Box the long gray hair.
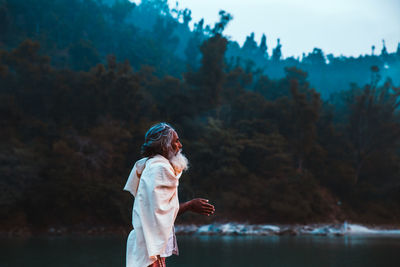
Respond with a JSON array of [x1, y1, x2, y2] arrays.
[[141, 122, 176, 159]]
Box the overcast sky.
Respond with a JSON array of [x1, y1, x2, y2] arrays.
[[131, 0, 400, 58]]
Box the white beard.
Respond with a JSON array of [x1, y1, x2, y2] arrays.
[[168, 150, 189, 174]]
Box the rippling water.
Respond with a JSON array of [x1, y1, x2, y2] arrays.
[[1, 235, 399, 267]]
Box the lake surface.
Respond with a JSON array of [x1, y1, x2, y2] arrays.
[[1, 235, 399, 267]]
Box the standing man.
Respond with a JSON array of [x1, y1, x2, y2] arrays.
[[124, 122, 215, 267]]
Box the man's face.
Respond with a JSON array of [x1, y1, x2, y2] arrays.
[[171, 131, 183, 155]]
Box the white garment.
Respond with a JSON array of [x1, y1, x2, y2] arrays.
[[124, 155, 181, 267]]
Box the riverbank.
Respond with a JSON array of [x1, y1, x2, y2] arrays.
[[175, 222, 400, 236], [2, 222, 400, 238]]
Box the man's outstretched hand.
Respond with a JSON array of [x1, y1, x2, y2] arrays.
[[178, 198, 215, 216], [189, 198, 215, 216]]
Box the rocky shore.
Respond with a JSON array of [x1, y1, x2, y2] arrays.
[[2, 222, 400, 238], [175, 222, 400, 236]]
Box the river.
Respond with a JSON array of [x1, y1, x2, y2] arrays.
[[1, 235, 399, 266]]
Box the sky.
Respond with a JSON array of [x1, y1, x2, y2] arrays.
[[131, 0, 400, 58]]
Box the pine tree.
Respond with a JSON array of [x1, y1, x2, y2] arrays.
[[381, 39, 388, 57], [272, 38, 282, 62], [242, 32, 258, 52], [259, 34, 268, 59]]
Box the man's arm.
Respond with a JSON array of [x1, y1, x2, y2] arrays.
[[178, 198, 215, 216]]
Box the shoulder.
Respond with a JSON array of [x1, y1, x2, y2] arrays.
[[145, 155, 176, 178], [141, 155, 179, 189], [147, 155, 173, 170], [133, 157, 148, 175]]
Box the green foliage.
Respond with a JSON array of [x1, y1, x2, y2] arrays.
[[346, 79, 400, 183], [1, 0, 400, 229]]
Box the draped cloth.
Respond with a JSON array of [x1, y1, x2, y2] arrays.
[[124, 155, 181, 267]]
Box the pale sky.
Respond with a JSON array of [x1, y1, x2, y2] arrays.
[[131, 0, 400, 58]]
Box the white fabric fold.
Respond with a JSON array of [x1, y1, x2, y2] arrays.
[[125, 155, 181, 267], [124, 157, 148, 197]]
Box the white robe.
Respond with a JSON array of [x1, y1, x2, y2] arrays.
[[124, 155, 181, 267]]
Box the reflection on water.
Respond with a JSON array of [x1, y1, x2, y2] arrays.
[[1, 235, 400, 267], [0, 236, 125, 267], [170, 235, 400, 267]]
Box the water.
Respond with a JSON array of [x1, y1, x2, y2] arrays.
[[1, 235, 399, 267]]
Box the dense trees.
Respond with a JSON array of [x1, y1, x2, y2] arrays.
[[1, 0, 400, 230]]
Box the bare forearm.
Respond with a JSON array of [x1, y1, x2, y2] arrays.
[[178, 200, 192, 216]]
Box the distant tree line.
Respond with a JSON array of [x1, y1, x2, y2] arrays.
[[0, 0, 400, 230], [1, 0, 399, 96]]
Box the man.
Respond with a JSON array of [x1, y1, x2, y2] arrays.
[[124, 122, 215, 267]]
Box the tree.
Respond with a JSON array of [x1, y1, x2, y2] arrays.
[[303, 48, 326, 65], [288, 80, 321, 172], [184, 19, 204, 69], [110, 0, 136, 24], [346, 69, 400, 183], [242, 32, 258, 53], [259, 34, 268, 59], [68, 40, 101, 70], [211, 10, 232, 36], [196, 34, 228, 109], [381, 39, 388, 57], [272, 38, 282, 62], [186, 11, 232, 111], [273, 67, 321, 173]]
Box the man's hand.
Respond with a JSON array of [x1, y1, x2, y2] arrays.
[[189, 198, 215, 216], [178, 198, 215, 216]]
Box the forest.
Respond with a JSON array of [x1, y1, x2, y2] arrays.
[[1, 0, 400, 232]]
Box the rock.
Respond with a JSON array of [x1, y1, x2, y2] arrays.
[[277, 229, 298, 236]]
